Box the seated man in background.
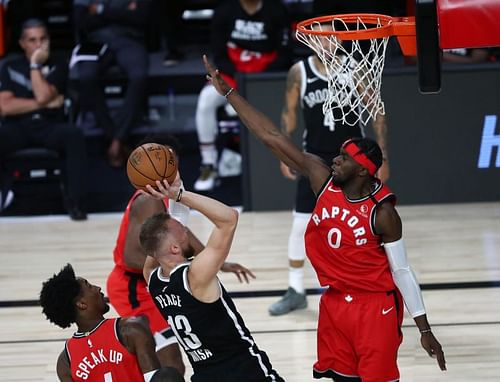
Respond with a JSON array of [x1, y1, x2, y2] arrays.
[[73, 0, 151, 167], [0, 18, 88, 220], [442, 48, 491, 63], [194, 0, 292, 191]]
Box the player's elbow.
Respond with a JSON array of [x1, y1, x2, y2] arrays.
[[34, 93, 52, 106], [226, 208, 239, 229]]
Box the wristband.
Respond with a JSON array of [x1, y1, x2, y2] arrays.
[[30, 63, 43, 70], [176, 188, 183, 202], [224, 87, 234, 98], [420, 328, 432, 334]]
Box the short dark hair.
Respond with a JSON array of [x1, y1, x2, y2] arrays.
[[139, 133, 181, 155], [349, 137, 383, 171], [150, 367, 185, 382], [21, 18, 47, 36], [40, 264, 81, 329], [139, 212, 172, 256]]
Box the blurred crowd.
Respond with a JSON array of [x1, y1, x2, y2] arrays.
[[0, 0, 496, 220]]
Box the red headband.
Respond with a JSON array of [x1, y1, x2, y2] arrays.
[[342, 140, 378, 176]]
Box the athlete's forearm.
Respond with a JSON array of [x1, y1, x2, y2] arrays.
[[372, 113, 388, 160], [179, 191, 238, 230]]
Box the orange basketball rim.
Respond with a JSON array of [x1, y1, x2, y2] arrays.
[[296, 14, 416, 56]]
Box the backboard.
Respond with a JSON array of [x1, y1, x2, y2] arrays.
[[416, 0, 500, 93]]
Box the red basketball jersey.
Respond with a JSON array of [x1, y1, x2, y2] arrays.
[[112, 191, 169, 273], [305, 178, 397, 292], [65, 318, 143, 382]]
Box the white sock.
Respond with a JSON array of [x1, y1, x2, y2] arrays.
[[289, 267, 304, 294], [200, 143, 217, 167]]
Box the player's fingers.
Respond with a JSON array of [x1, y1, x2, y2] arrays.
[[145, 184, 162, 198], [240, 272, 249, 283], [242, 268, 256, 279], [235, 271, 242, 283], [155, 180, 168, 194], [437, 351, 447, 370], [203, 54, 214, 73]]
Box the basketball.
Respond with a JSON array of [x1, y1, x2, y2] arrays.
[[126, 143, 178, 191]]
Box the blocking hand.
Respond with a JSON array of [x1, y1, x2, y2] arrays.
[[203, 55, 233, 97]]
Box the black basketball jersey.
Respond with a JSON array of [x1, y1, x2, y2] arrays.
[[148, 264, 283, 382], [299, 55, 363, 156]]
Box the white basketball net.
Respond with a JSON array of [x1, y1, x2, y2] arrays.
[[296, 16, 390, 126]]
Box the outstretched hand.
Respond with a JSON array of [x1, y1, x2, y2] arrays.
[[142, 172, 182, 201], [220, 262, 256, 283], [280, 161, 298, 180], [203, 55, 233, 97], [421, 332, 447, 371]]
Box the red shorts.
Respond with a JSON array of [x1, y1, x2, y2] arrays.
[[106, 266, 169, 334], [314, 289, 404, 382]]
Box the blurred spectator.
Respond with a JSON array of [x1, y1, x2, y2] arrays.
[[73, 0, 151, 167], [442, 48, 490, 63], [0, 18, 88, 220], [152, 0, 185, 67], [313, 0, 405, 16], [194, 0, 292, 191]]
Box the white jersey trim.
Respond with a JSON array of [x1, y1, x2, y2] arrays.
[[219, 294, 277, 381], [181, 264, 223, 300], [369, 192, 394, 237], [299, 60, 307, 108], [307, 55, 328, 82], [73, 318, 107, 338]]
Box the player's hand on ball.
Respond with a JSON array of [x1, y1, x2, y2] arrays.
[[143, 172, 181, 200]]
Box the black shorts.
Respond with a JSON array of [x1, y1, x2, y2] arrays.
[[295, 175, 316, 213]]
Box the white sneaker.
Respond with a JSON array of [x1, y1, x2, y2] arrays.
[[193, 165, 218, 191], [0, 189, 14, 212], [218, 148, 241, 177]]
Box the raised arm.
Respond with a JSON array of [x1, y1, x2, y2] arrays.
[[203, 55, 331, 194], [279, 62, 301, 181], [30, 42, 60, 105], [375, 202, 446, 371], [371, 113, 390, 182], [145, 175, 238, 302], [124, 195, 166, 270]]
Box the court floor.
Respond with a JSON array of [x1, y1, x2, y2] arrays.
[[0, 202, 499, 381]]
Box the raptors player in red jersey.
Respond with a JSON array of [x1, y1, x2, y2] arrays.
[[40, 264, 162, 382], [107, 134, 255, 374], [203, 56, 446, 381]]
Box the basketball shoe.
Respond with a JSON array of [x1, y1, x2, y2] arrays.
[[0, 189, 14, 212], [194, 164, 218, 191], [268, 287, 307, 316]]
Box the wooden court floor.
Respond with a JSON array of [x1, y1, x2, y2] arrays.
[[0, 202, 499, 381]]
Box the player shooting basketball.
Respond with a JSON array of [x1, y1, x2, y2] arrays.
[[203, 54, 446, 381], [268, 24, 390, 316]]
